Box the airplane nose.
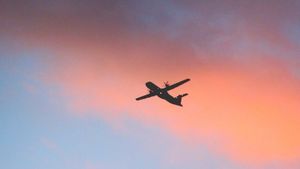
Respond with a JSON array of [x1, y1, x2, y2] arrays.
[[145, 82, 152, 88]]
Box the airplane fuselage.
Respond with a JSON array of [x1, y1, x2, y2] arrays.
[[136, 78, 190, 106], [146, 82, 183, 106]]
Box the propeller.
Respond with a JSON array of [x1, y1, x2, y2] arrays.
[[164, 81, 169, 87]]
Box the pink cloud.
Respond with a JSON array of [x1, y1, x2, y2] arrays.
[[44, 53, 300, 165], [1, 0, 300, 166]]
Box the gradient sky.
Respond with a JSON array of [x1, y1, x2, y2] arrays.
[[1, 0, 300, 169]]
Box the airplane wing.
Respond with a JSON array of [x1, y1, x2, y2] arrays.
[[136, 93, 156, 101], [164, 78, 190, 91]]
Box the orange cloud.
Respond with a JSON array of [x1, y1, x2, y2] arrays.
[[2, 0, 300, 166], [44, 52, 300, 165]]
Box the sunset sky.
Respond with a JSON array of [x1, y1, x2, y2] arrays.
[[1, 0, 300, 168]]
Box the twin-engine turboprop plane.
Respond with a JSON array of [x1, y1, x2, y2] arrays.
[[136, 78, 190, 106]]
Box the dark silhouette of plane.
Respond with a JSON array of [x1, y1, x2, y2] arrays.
[[136, 78, 190, 106]]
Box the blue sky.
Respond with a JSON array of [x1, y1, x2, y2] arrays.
[[1, 1, 300, 168], [0, 49, 240, 169]]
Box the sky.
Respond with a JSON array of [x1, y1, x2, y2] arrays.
[[1, 0, 300, 168]]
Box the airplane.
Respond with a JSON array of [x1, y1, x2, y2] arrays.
[[135, 78, 190, 106]]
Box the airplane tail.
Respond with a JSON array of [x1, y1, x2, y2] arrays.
[[176, 93, 188, 106], [181, 93, 188, 97]]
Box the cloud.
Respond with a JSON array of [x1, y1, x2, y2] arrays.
[[44, 54, 300, 165], [1, 0, 300, 166]]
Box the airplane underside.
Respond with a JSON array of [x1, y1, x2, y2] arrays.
[[158, 92, 188, 107], [135, 78, 190, 106]]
